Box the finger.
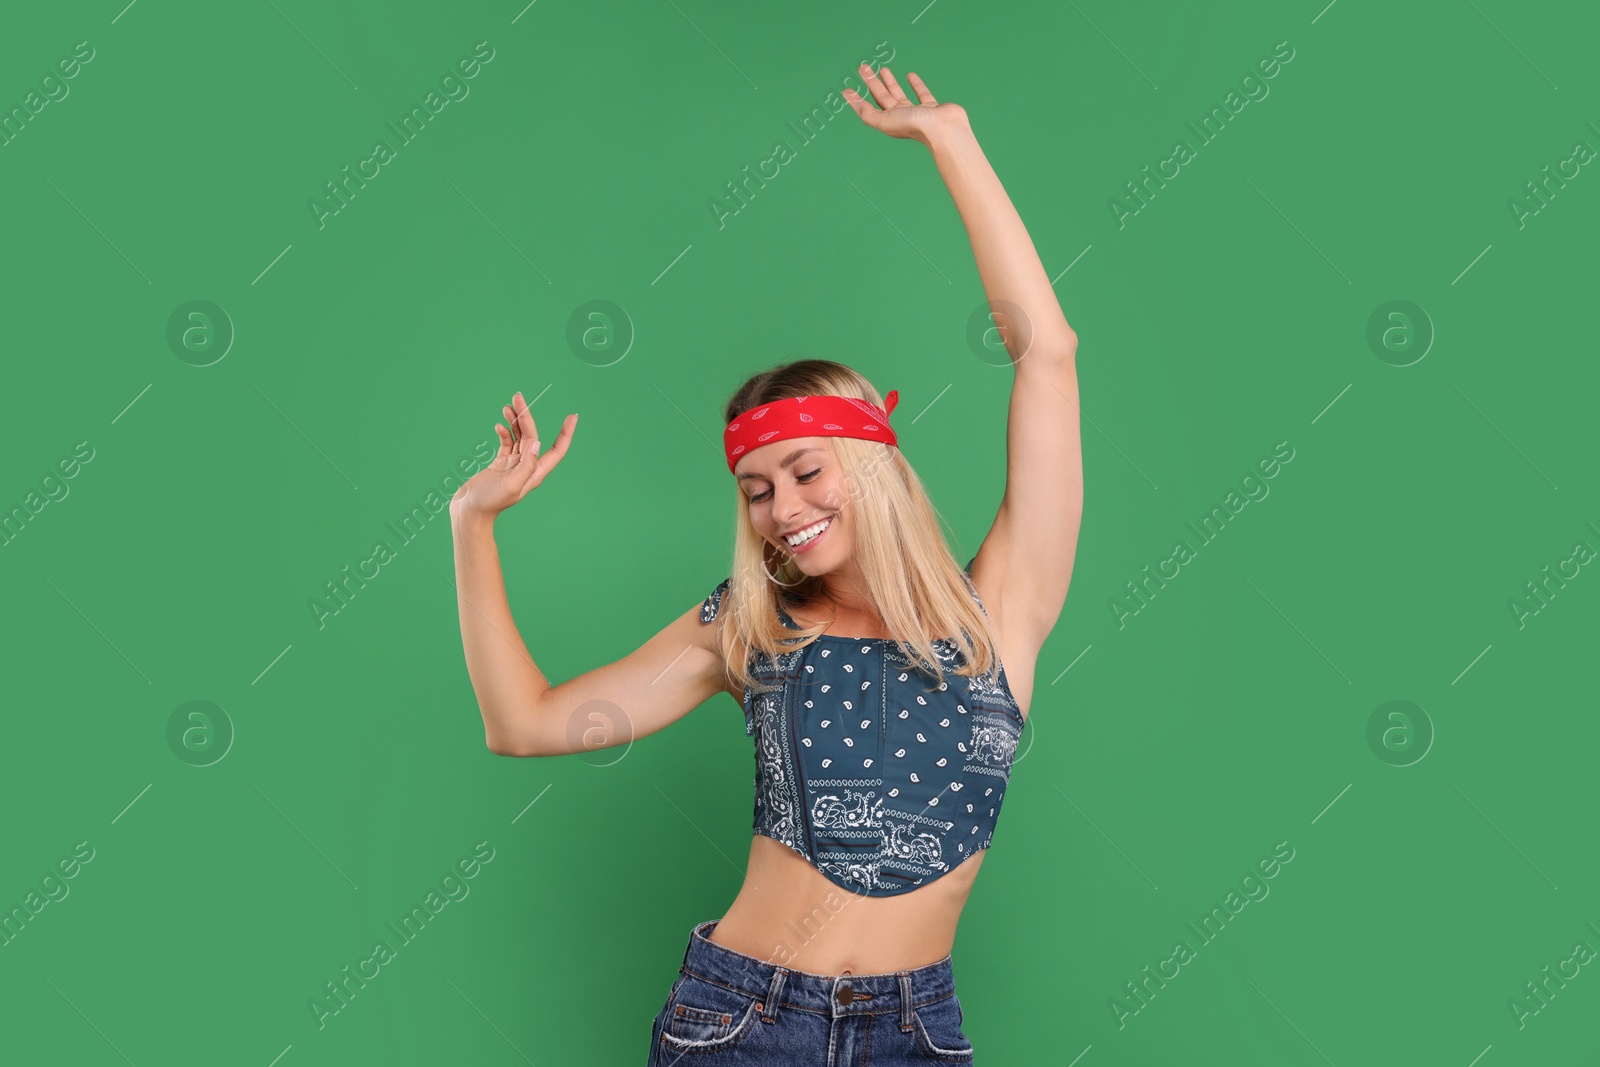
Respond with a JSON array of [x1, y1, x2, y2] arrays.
[[512, 418, 541, 469], [877, 66, 912, 106], [491, 422, 514, 466], [518, 413, 575, 495], [540, 413, 577, 466], [841, 86, 885, 128], [516, 428, 543, 480], [507, 394, 530, 452], [522, 407, 572, 471], [906, 72, 937, 105], [857, 62, 893, 108], [513, 391, 538, 451], [502, 403, 520, 447]]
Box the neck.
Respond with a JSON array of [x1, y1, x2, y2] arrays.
[[817, 564, 880, 621]]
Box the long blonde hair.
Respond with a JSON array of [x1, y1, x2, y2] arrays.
[[712, 360, 999, 698]]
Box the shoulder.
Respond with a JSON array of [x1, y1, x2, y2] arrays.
[[697, 578, 744, 703], [700, 577, 732, 624]]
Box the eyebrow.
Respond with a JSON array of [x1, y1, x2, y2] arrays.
[[735, 446, 823, 482]]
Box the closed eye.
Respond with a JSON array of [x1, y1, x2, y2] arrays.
[[750, 468, 821, 504]]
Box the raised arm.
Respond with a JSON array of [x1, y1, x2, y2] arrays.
[[449, 393, 728, 756], [451, 510, 730, 756], [845, 64, 1084, 656]]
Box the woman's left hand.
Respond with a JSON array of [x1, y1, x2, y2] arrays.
[[843, 64, 968, 145]]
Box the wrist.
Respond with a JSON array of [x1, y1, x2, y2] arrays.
[[920, 108, 974, 152], [450, 503, 497, 536]]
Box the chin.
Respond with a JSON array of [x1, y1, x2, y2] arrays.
[[793, 547, 843, 572]]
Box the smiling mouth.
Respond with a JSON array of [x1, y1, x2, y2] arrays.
[[782, 516, 833, 552]]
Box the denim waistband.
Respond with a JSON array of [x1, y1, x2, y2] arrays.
[[679, 919, 957, 1022]]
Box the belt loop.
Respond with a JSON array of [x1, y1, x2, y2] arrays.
[[898, 971, 914, 1033], [760, 966, 788, 1023], [681, 921, 704, 971]]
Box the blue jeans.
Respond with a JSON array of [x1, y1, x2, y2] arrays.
[[647, 919, 975, 1065]]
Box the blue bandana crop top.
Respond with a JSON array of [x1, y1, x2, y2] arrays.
[[698, 558, 1025, 898]]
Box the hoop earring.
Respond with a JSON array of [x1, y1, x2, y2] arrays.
[[761, 545, 805, 591]]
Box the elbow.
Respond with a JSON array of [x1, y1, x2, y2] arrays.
[[1049, 332, 1078, 363], [482, 693, 553, 757], [485, 729, 543, 758]]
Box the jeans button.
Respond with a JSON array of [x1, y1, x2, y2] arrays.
[[836, 982, 852, 1006]]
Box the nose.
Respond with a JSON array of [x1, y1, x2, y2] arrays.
[[771, 479, 808, 529]]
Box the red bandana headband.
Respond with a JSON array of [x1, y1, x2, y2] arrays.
[[724, 390, 900, 473]]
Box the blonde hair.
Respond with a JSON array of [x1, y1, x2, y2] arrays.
[[712, 359, 999, 699]]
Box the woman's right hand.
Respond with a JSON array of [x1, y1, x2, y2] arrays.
[[450, 392, 577, 520]]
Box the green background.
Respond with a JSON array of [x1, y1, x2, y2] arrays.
[[3, 0, 1597, 1063]]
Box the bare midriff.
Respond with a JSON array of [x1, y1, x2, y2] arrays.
[[706, 832, 987, 975]]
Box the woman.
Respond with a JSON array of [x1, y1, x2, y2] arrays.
[[450, 63, 1083, 1065]]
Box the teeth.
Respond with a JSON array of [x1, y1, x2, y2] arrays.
[[784, 517, 832, 546]]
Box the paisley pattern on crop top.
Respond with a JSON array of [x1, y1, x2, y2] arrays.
[[698, 557, 1025, 897]]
